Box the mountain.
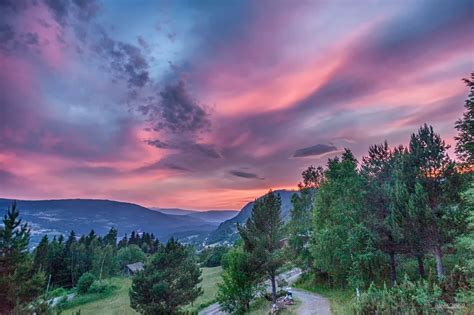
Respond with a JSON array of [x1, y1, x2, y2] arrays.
[[155, 208, 238, 223], [185, 210, 238, 223], [152, 208, 195, 215], [0, 198, 217, 246], [205, 190, 297, 245]]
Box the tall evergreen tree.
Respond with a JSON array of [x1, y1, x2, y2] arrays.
[[238, 191, 283, 303], [361, 142, 404, 285], [408, 124, 464, 279], [33, 235, 50, 273], [455, 73, 474, 166], [129, 238, 202, 314], [63, 230, 79, 287], [287, 166, 323, 270], [312, 150, 383, 287], [0, 202, 45, 312]]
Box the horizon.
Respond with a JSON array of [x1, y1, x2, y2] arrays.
[[0, 186, 299, 211], [1, 0, 473, 209]]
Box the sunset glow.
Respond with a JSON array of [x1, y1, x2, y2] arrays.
[[1, 0, 473, 209]]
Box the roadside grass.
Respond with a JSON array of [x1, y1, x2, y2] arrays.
[[249, 297, 301, 315], [294, 274, 353, 315], [62, 267, 222, 315]]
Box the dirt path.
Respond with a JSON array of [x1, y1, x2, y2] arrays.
[[292, 289, 331, 315], [199, 268, 332, 315]]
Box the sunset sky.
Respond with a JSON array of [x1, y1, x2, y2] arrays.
[[1, 0, 473, 210]]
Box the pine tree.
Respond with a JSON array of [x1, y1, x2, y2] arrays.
[[0, 202, 45, 312], [238, 190, 283, 303], [312, 150, 383, 287], [455, 73, 474, 166], [63, 230, 79, 287], [287, 166, 323, 270], [361, 142, 404, 285], [129, 238, 202, 314], [408, 124, 465, 279], [33, 235, 50, 273]]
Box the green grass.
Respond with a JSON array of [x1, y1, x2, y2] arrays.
[[249, 297, 301, 315], [294, 275, 354, 315], [64, 278, 137, 315], [63, 267, 223, 315], [184, 266, 223, 313]]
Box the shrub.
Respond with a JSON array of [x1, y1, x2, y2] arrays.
[[77, 272, 96, 294], [439, 265, 471, 304], [87, 280, 110, 294], [47, 287, 67, 298], [353, 276, 444, 314]]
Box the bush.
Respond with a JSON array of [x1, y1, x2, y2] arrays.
[[47, 287, 67, 298], [77, 272, 96, 294], [87, 280, 111, 294], [439, 265, 471, 304], [353, 276, 444, 314]]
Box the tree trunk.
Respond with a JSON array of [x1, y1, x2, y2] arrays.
[[389, 251, 397, 286], [433, 244, 444, 279], [417, 254, 425, 278], [270, 272, 277, 304]]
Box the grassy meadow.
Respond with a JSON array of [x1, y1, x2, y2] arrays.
[[64, 267, 222, 315]]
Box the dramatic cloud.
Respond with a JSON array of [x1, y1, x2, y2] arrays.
[[229, 170, 264, 180], [293, 144, 339, 158], [135, 160, 189, 173], [93, 31, 150, 88], [141, 80, 211, 134], [1, 0, 471, 209]]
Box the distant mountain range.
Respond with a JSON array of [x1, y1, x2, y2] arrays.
[[153, 208, 238, 223], [0, 190, 297, 248], [205, 190, 297, 245], [0, 199, 234, 246]]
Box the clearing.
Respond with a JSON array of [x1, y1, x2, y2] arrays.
[[65, 267, 222, 315]]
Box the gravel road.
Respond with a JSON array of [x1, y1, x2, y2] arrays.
[[199, 268, 331, 315]]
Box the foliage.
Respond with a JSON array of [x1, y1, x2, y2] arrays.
[[361, 142, 405, 285], [217, 248, 261, 314], [0, 202, 46, 313], [183, 266, 223, 313], [312, 150, 384, 287], [287, 166, 322, 270], [58, 278, 121, 312], [88, 280, 114, 294], [118, 231, 160, 254], [129, 238, 202, 314], [454, 184, 474, 307], [238, 190, 284, 303], [455, 73, 474, 165], [199, 246, 229, 267], [77, 272, 96, 294], [353, 276, 444, 314], [117, 244, 146, 270], [405, 124, 465, 279]]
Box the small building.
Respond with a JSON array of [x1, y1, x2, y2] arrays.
[[125, 262, 144, 276]]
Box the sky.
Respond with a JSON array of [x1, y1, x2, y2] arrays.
[[0, 0, 473, 210]]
